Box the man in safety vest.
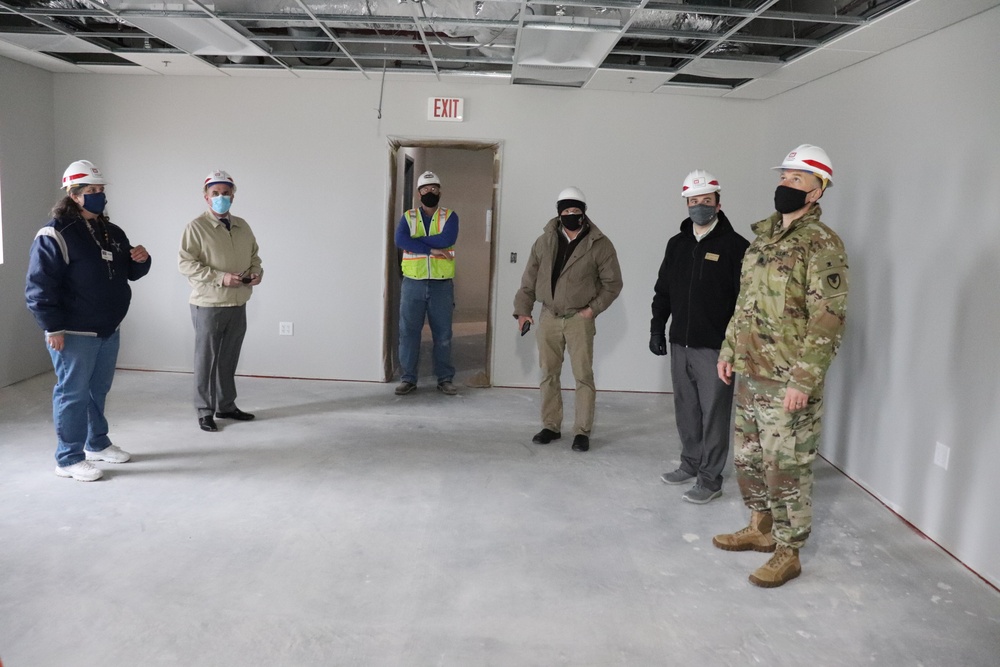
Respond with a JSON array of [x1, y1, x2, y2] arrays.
[[394, 171, 459, 396]]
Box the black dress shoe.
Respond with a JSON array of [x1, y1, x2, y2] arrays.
[[571, 435, 590, 452], [532, 428, 561, 444], [199, 416, 218, 432], [215, 408, 255, 421]]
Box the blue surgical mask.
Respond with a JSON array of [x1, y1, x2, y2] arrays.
[[211, 195, 232, 215], [81, 192, 107, 215]]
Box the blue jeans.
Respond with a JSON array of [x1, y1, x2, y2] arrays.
[[47, 331, 120, 467], [399, 277, 454, 384]]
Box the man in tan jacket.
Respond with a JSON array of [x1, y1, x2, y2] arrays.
[[178, 169, 263, 433], [514, 187, 623, 452]]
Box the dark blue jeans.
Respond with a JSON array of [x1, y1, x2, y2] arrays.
[[47, 331, 120, 467], [398, 277, 454, 384]]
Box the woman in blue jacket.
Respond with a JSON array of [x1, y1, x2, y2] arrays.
[[25, 160, 151, 482]]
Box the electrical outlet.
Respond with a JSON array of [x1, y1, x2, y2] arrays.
[[279, 322, 294, 336], [510, 252, 517, 263], [934, 442, 950, 470]]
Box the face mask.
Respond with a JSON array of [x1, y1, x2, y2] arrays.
[[774, 185, 813, 214], [420, 192, 440, 208], [560, 214, 584, 231], [81, 192, 106, 215], [211, 195, 233, 215], [688, 204, 717, 227]]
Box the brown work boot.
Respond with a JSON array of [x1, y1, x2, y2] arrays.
[[712, 510, 776, 552], [748, 545, 801, 588]]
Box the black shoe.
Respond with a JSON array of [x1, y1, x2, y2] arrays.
[[199, 416, 218, 432], [532, 428, 561, 444], [394, 381, 417, 396], [215, 408, 255, 421], [571, 435, 590, 452]]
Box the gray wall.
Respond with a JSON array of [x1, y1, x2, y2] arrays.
[[0, 57, 55, 387], [0, 7, 997, 586]]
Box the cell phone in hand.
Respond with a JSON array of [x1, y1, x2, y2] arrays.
[[520, 320, 531, 336]]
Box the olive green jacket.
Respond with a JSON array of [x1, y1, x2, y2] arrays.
[[513, 217, 623, 319], [719, 205, 848, 395]]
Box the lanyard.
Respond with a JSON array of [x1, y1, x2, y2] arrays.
[[84, 217, 115, 280]]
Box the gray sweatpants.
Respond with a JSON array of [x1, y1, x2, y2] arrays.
[[670, 344, 734, 492], [191, 304, 247, 417]]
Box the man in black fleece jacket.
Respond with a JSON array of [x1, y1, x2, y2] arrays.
[[649, 170, 749, 504]]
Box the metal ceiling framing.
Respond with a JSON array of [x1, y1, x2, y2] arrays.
[[0, 0, 990, 98]]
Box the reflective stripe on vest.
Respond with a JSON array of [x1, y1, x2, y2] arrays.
[[401, 207, 455, 280]]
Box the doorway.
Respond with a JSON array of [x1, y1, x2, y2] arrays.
[[383, 138, 501, 387]]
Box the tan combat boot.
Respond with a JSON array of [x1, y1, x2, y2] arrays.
[[712, 510, 776, 552], [748, 545, 801, 588]]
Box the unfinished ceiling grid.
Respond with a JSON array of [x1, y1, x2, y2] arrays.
[[0, 0, 972, 98]]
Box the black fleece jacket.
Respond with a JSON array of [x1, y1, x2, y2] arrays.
[[650, 210, 749, 349]]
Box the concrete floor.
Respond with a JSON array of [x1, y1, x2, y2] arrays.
[[1, 370, 998, 667]]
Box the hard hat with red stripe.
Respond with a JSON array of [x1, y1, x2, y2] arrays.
[[62, 160, 106, 190], [681, 170, 720, 198], [774, 144, 833, 188], [204, 169, 236, 192]]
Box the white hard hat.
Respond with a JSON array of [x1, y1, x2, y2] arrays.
[[681, 170, 720, 198], [417, 171, 441, 188], [62, 160, 106, 190], [557, 186, 587, 212], [773, 144, 833, 187], [204, 169, 236, 192]]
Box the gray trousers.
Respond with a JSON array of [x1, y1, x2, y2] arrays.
[[191, 304, 247, 417], [670, 344, 734, 492]]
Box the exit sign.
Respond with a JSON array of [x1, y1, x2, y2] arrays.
[[428, 97, 464, 122]]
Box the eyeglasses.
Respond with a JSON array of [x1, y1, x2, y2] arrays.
[[419, 185, 441, 194]]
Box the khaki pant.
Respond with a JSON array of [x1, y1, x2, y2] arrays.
[[734, 375, 824, 549], [536, 309, 596, 436]]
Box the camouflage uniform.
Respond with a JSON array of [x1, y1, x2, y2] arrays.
[[719, 205, 848, 549]]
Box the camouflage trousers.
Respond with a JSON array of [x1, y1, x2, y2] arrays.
[[734, 375, 824, 549]]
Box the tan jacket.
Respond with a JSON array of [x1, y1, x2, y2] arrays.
[[514, 217, 623, 318], [178, 211, 263, 307]]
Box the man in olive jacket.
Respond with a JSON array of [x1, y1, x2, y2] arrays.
[[513, 187, 623, 453]]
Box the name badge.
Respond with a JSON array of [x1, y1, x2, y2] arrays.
[[705, 252, 720, 261], [101, 250, 113, 262]]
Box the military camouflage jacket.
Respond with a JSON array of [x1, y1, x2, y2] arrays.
[[719, 205, 848, 395]]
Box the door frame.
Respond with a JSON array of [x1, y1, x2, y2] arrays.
[[382, 137, 503, 385]]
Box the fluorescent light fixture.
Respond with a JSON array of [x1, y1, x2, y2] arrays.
[[122, 16, 267, 57], [515, 24, 620, 69]]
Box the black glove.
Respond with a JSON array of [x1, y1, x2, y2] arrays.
[[649, 332, 667, 356]]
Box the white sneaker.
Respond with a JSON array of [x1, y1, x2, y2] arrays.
[[55, 461, 103, 482], [86, 444, 131, 463]]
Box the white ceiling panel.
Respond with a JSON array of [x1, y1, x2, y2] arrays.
[[724, 78, 804, 100], [655, 84, 730, 98], [119, 52, 227, 76], [0, 42, 83, 72], [763, 49, 877, 84], [0, 33, 107, 54], [585, 68, 673, 93], [872, 0, 1000, 30]]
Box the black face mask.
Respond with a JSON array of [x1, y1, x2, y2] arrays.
[[560, 214, 584, 231], [774, 185, 814, 214], [420, 192, 440, 208]]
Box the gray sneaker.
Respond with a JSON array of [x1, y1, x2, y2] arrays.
[[683, 485, 722, 505], [660, 469, 696, 485]]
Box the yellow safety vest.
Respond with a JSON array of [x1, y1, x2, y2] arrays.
[[401, 207, 456, 280]]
